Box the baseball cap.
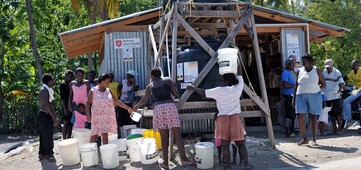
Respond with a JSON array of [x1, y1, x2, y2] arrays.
[[127, 70, 138, 77], [324, 59, 333, 68], [284, 59, 293, 67]]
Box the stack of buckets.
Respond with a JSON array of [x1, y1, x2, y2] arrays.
[[58, 128, 161, 168]]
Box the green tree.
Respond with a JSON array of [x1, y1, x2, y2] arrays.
[[302, 0, 361, 75]]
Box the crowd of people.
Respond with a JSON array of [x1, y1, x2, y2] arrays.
[[36, 54, 361, 168], [281, 55, 361, 146]]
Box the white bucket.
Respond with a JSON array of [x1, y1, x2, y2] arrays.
[[79, 143, 98, 167], [72, 128, 91, 146], [130, 112, 142, 122], [100, 144, 119, 169], [195, 142, 214, 169], [110, 138, 127, 161], [217, 48, 239, 75], [126, 137, 143, 162], [138, 138, 159, 165], [58, 138, 81, 166], [130, 128, 146, 135]]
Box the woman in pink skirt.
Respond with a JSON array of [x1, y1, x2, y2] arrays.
[[134, 68, 192, 169], [86, 73, 132, 145]]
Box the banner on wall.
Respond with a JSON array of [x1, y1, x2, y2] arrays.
[[114, 38, 141, 49]]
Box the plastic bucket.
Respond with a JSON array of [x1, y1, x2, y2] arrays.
[[58, 138, 81, 166], [195, 142, 214, 169], [100, 144, 119, 169], [126, 137, 143, 162], [138, 138, 159, 165], [72, 128, 91, 146], [109, 138, 127, 161], [130, 112, 142, 122], [79, 143, 98, 167], [217, 48, 239, 75], [131, 128, 146, 135], [142, 129, 162, 150]]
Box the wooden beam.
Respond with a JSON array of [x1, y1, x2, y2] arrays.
[[148, 25, 158, 63], [66, 39, 100, 53], [67, 44, 98, 58], [104, 25, 149, 32], [153, 6, 175, 68], [171, 16, 178, 82], [310, 36, 326, 43], [175, 13, 216, 57], [98, 33, 105, 56], [181, 99, 258, 109], [64, 34, 103, 48], [180, 10, 240, 18], [177, 6, 252, 110], [249, 12, 274, 147], [189, 22, 228, 29]]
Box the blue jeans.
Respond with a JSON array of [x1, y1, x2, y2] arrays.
[[343, 90, 361, 120]]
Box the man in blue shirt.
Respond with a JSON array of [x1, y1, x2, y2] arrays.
[[282, 59, 296, 137]]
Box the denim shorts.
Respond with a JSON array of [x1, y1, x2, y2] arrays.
[[295, 92, 322, 115]]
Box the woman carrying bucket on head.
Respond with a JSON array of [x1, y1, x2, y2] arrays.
[[187, 48, 252, 170], [134, 68, 192, 169], [86, 73, 133, 145]]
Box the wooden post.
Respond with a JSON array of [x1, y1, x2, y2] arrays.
[[169, 3, 178, 161], [249, 11, 275, 147], [153, 7, 175, 68], [149, 25, 158, 67]]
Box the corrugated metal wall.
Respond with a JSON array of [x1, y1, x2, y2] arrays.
[[100, 32, 150, 90]]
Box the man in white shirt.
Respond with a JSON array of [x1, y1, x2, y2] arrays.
[[322, 59, 344, 135]]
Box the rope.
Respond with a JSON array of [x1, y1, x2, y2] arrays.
[[237, 49, 256, 94]]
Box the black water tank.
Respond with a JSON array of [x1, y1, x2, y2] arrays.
[[175, 38, 225, 101]]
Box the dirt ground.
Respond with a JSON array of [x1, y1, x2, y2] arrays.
[[1, 125, 361, 170]]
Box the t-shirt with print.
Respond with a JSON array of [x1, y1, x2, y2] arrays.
[[281, 69, 296, 95], [205, 76, 244, 116]]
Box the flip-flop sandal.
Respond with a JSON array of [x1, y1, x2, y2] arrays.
[[287, 133, 297, 138], [159, 163, 169, 169], [297, 140, 309, 146], [47, 155, 56, 163], [311, 141, 318, 146]]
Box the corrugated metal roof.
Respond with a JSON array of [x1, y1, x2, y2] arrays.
[[252, 5, 350, 32], [59, 7, 162, 36]]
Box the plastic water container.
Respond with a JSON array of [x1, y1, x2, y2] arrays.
[[195, 142, 214, 169], [72, 128, 91, 146], [138, 138, 159, 165], [131, 128, 146, 135], [100, 144, 119, 169], [79, 143, 98, 167], [217, 48, 239, 75], [58, 138, 81, 166], [127, 137, 143, 162], [143, 129, 162, 150], [109, 138, 127, 161]]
